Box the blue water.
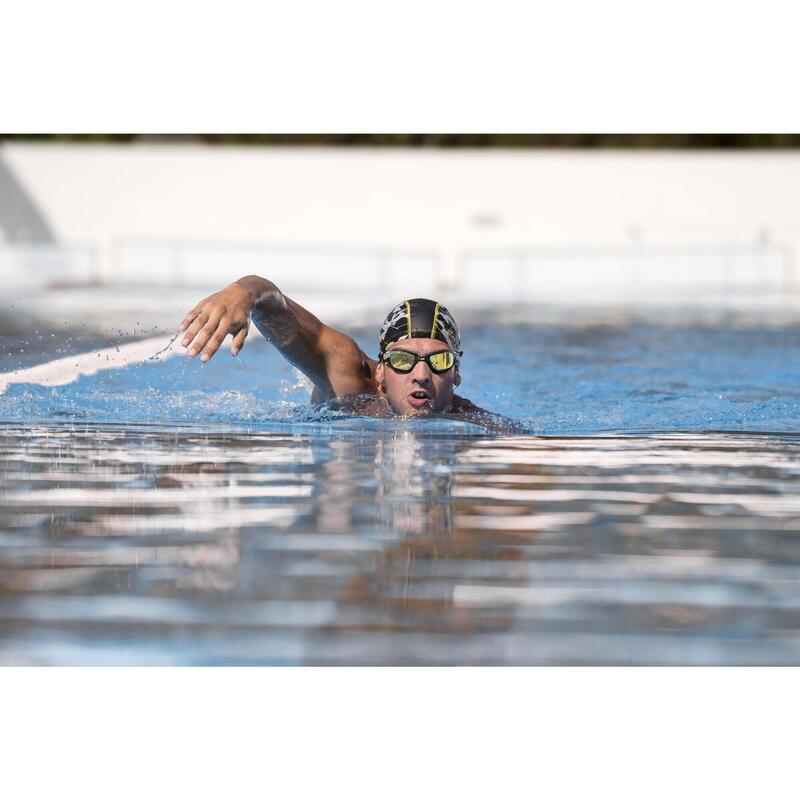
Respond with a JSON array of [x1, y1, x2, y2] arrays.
[[1, 324, 799, 433], [2, 322, 800, 665]]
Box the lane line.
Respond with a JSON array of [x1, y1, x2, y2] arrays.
[[0, 332, 182, 394]]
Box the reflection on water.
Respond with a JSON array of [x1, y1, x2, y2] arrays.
[[2, 422, 800, 665]]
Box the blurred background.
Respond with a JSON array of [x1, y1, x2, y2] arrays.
[[2, 133, 800, 340]]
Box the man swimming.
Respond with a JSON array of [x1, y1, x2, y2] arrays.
[[179, 275, 518, 430]]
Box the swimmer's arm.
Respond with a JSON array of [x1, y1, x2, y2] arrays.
[[243, 276, 374, 399], [179, 276, 373, 399]]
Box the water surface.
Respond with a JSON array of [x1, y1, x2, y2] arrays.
[[1, 323, 799, 433], [2, 423, 800, 665], [1, 322, 799, 664]]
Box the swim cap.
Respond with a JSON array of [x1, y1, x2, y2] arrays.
[[378, 298, 461, 356]]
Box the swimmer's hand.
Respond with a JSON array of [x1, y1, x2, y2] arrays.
[[179, 282, 254, 361]]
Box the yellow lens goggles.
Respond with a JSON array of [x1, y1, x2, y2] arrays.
[[382, 349, 459, 374]]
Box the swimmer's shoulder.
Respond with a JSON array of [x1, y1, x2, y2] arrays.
[[450, 394, 490, 419], [310, 350, 379, 403], [322, 391, 389, 417], [449, 394, 525, 433]]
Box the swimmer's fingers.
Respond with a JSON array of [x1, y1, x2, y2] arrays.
[[198, 315, 245, 362], [198, 325, 230, 362], [231, 327, 248, 357], [179, 295, 218, 334], [181, 310, 211, 352], [180, 284, 253, 349], [185, 313, 222, 359], [179, 306, 201, 333]]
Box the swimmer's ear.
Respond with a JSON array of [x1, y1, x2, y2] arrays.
[[375, 361, 385, 394], [454, 368, 461, 387]]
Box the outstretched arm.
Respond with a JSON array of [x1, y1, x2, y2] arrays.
[[179, 275, 375, 400]]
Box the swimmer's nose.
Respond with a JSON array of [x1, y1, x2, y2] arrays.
[[410, 363, 432, 382]]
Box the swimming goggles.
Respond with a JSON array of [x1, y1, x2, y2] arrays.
[[382, 349, 461, 374]]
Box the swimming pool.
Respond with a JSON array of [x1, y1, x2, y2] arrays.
[[1, 321, 799, 664], [3, 321, 800, 433]]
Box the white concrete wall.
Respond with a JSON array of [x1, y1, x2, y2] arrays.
[[1, 142, 799, 327]]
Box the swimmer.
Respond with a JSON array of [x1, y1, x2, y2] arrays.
[[179, 275, 520, 431]]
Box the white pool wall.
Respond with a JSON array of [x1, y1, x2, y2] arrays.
[[1, 142, 799, 329]]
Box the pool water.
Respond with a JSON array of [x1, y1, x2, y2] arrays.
[[1, 322, 799, 664], [2, 323, 799, 433]]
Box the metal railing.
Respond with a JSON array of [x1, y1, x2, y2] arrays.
[[2, 239, 797, 309], [456, 244, 797, 304], [111, 237, 444, 298]]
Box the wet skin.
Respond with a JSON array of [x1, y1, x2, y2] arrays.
[[178, 277, 517, 429], [374, 338, 461, 416]]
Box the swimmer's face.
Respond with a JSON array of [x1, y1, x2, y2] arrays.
[[376, 338, 461, 416]]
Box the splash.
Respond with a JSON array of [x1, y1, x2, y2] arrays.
[[0, 323, 799, 435]]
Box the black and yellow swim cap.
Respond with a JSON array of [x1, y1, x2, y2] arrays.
[[378, 298, 461, 356]]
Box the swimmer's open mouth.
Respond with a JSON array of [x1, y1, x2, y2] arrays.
[[408, 390, 432, 408]]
